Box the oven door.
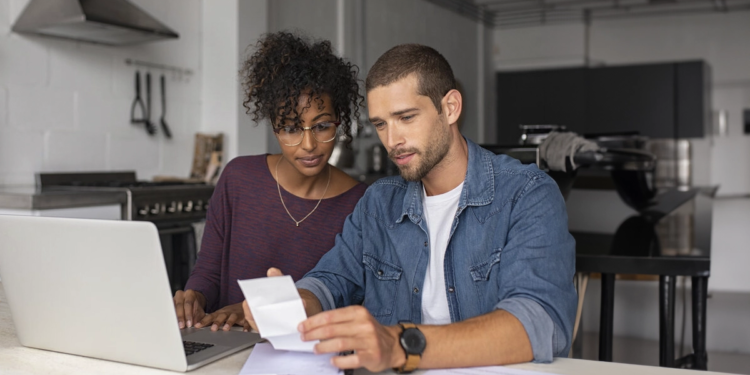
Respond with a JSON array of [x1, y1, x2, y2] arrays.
[[157, 225, 198, 294]]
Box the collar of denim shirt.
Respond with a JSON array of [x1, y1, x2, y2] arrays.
[[395, 137, 496, 225]]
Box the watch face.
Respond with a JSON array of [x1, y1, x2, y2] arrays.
[[400, 328, 426, 355]]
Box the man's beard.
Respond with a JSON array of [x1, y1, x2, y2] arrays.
[[389, 120, 452, 182]]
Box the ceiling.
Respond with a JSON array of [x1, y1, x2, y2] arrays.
[[427, 0, 750, 28]]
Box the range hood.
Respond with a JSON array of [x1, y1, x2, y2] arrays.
[[12, 0, 179, 46]]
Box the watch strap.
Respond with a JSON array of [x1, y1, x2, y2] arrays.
[[394, 322, 421, 374]]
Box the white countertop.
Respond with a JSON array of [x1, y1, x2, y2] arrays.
[[0, 282, 735, 375]]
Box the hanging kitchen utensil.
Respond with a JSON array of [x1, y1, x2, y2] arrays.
[[130, 71, 147, 125], [159, 74, 172, 138], [143, 72, 157, 135]]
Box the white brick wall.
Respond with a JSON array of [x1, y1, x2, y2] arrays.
[[44, 131, 107, 171], [8, 86, 75, 131], [0, 127, 42, 176], [0, 0, 203, 185], [0, 86, 7, 127]]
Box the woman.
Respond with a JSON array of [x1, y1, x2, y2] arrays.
[[173, 32, 367, 332]]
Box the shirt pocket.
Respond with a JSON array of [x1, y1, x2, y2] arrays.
[[469, 248, 503, 306], [469, 248, 503, 281], [362, 253, 402, 318]]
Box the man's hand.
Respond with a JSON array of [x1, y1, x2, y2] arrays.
[[298, 305, 404, 372], [193, 302, 250, 331], [174, 289, 206, 329]]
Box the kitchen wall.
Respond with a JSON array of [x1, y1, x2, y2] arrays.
[[494, 11, 750, 353], [363, 0, 488, 144], [0, 0, 203, 185], [265, 0, 496, 163], [202, 0, 269, 162]]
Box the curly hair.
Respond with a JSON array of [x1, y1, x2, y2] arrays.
[[241, 31, 364, 146]]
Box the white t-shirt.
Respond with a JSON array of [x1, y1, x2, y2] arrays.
[[420, 181, 463, 325]]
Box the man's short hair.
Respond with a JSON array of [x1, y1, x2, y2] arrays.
[[366, 44, 456, 114]]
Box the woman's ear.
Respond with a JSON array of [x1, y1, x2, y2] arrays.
[[441, 89, 462, 126]]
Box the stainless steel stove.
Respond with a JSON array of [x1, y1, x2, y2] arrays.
[[37, 172, 214, 223], [37, 171, 215, 292]]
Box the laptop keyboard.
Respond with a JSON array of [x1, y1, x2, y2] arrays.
[[183, 340, 214, 356]]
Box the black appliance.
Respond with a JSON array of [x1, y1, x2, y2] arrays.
[[483, 132, 657, 209], [37, 171, 214, 293]]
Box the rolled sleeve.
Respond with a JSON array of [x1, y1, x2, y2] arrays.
[[496, 297, 556, 363], [496, 174, 577, 361], [295, 277, 336, 312]]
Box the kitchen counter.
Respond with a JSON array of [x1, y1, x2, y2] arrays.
[[0, 186, 127, 210]]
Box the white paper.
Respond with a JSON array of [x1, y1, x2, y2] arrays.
[[237, 276, 316, 352], [424, 366, 558, 375], [238, 342, 342, 375]]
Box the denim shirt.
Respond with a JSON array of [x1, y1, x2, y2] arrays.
[[296, 138, 577, 362]]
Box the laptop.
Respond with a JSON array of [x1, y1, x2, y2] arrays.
[[0, 215, 261, 371]]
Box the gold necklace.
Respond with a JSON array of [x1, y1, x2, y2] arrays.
[[275, 156, 331, 227]]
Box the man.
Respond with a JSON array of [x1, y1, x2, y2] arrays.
[[243, 44, 577, 373]]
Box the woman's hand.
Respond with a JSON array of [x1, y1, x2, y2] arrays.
[[174, 289, 206, 329], [195, 302, 251, 331]]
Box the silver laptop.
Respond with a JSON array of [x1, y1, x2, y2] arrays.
[[0, 215, 261, 371]]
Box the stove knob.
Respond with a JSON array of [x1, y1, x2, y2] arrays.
[[150, 203, 161, 215], [138, 206, 149, 217], [184, 200, 193, 212], [177, 201, 183, 212], [195, 200, 204, 211], [167, 201, 177, 213], [204, 202, 209, 211]]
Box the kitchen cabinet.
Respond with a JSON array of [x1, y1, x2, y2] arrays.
[[495, 61, 709, 144], [497, 68, 586, 144], [587, 63, 674, 138]]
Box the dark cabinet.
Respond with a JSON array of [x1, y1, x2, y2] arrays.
[[587, 64, 675, 138], [676, 62, 710, 138], [495, 61, 709, 144], [497, 68, 586, 144], [496, 70, 546, 144]]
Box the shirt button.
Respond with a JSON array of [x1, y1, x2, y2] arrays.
[[377, 270, 383, 276], [424, 241, 428, 247], [413, 287, 419, 294], [448, 287, 455, 293]]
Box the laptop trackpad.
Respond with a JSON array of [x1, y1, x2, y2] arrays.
[[181, 327, 261, 366], [182, 327, 261, 346]]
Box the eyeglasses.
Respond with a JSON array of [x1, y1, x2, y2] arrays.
[[273, 121, 341, 147]]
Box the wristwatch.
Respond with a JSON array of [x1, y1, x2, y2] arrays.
[[394, 322, 426, 374]]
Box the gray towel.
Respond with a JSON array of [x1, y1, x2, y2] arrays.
[[539, 132, 599, 172]]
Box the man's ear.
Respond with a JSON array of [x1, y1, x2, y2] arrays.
[[441, 89, 462, 126]]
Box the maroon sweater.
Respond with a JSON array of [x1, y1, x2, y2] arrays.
[[185, 154, 368, 313]]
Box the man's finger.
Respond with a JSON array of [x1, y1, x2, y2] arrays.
[[331, 352, 363, 370], [303, 321, 368, 342], [313, 337, 366, 355], [299, 305, 368, 333], [267, 267, 283, 277]]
